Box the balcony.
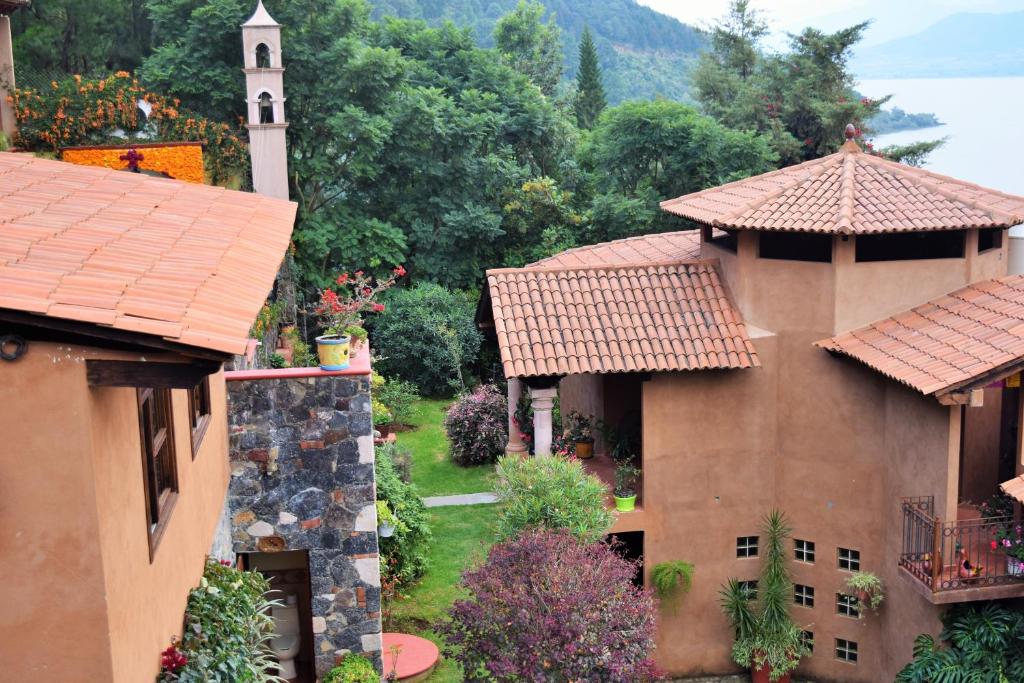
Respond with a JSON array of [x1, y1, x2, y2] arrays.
[[899, 496, 1024, 603]]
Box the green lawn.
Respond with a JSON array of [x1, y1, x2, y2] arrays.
[[396, 398, 495, 497], [388, 504, 499, 682]]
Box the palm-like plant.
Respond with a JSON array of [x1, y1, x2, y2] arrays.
[[719, 511, 809, 682], [896, 602, 1024, 682]]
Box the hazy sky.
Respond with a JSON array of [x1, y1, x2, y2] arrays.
[[636, 0, 1024, 45]]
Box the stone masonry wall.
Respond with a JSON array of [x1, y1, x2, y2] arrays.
[[226, 373, 382, 675]]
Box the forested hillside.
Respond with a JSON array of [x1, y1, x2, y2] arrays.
[[368, 0, 706, 103]]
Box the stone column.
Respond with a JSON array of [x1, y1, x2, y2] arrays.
[[0, 17, 16, 140], [530, 386, 558, 457], [506, 377, 528, 455]]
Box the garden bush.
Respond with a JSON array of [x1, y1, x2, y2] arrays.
[[323, 653, 378, 683], [897, 602, 1024, 682], [376, 442, 432, 585], [370, 283, 481, 396], [157, 559, 279, 682], [494, 454, 614, 544], [377, 375, 419, 426], [444, 384, 508, 466], [437, 528, 659, 682]]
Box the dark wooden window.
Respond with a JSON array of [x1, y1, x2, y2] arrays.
[[836, 592, 860, 618], [838, 547, 861, 571], [188, 378, 212, 456], [795, 538, 815, 563], [759, 231, 833, 262], [835, 638, 858, 663], [794, 584, 815, 608], [138, 388, 178, 558], [736, 535, 759, 558], [978, 227, 1003, 253]]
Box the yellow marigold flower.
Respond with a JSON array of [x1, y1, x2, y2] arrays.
[[115, 71, 129, 78], [50, 81, 58, 89]]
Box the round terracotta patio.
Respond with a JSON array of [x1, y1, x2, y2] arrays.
[[381, 632, 439, 682]]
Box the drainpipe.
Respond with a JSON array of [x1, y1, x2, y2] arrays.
[[530, 387, 558, 457], [505, 377, 528, 455]]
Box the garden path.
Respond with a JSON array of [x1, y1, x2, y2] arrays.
[[422, 492, 498, 507]]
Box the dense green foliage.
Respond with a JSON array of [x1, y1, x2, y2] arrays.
[[651, 560, 694, 602], [158, 559, 280, 682], [371, 284, 482, 396], [573, 26, 605, 129], [897, 602, 1024, 682], [494, 454, 614, 544], [720, 511, 809, 681], [368, 0, 705, 104], [494, 1, 562, 97], [868, 106, 941, 135], [376, 442, 433, 586], [444, 385, 508, 466], [323, 654, 377, 683], [376, 375, 419, 426]]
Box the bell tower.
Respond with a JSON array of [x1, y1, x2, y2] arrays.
[[242, 0, 288, 199]]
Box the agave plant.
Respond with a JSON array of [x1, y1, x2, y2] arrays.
[[719, 511, 810, 682]]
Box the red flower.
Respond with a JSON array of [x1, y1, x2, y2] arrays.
[[372, 303, 385, 312], [363, 286, 373, 296], [336, 273, 349, 285], [393, 265, 406, 277], [355, 270, 364, 276], [992, 540, 999, 550]]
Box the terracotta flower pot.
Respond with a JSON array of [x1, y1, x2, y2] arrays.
[[751, 662, 792, 683], [574, 440, 594, 459], [316, 334, 350, 371]]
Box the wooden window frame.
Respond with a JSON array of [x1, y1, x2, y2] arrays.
[[138, 387, 179, 560], [835, 638, 858, 663], [736, 535, 759, 558], [838, 547, 861, 571], [795, 538, 816, 563], [794, 583, 815, 608], [836, 592, 860, 618], [188, 377, 212, 457]]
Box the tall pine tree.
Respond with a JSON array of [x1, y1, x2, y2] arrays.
[[574, 26, 606, 130]]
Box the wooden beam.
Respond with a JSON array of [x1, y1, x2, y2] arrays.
[[87, 360, 221, 389], [0, 309, 231, 362]]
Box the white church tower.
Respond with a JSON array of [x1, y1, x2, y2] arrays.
[[242, 1, 289, 199]]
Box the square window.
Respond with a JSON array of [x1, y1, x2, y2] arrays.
[[836, 593, 860, 618], [838, 547, 861, 571], [795, 539, 815, 563], [801, 630, 814, 654], [794, 584, 815, 608], [737, 536, 759, 558], [188, 377, 212, 457], [835, 638, 858, 663], [738, 580, 758, 600]]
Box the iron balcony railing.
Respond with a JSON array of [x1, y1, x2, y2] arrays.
[[900, 496, 1024, 593]]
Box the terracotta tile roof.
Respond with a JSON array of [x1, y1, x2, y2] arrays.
[[529, 230, 701, 268], [816, 275, 1024, 395], [0, 153, 296, 355], [486, 260, 759, 378], [660, 142, 1024, 234], [1001, 475, 1024, 504]]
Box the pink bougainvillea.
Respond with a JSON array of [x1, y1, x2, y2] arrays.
[[437, 529, 661, 682], [444, 384, 507, 466]]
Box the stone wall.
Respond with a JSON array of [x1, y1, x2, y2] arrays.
[[226, 372, 382, 675]]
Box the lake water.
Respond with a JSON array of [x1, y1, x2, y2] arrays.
[[859, 77, 1024, 195]]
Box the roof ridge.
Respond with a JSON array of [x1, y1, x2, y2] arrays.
[[527, 229, 699, 266], [487, 257, 718, 276], [862, 153, 1023, 224], [709, 155, 840, 227], [836, 152, 857, 234], [660, 154, 836, 213]]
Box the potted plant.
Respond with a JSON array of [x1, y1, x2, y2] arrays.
[[846, 571, 884, 615], [599, 413, 641, 463], [563, 411, 595, 459], [377, 500, 399, 538], [720, 511, 810, 683], [994, 522, 1024, 576], [345, 324, 369, 354], [652, 560, 695, 613], [614, 462, 640, 512], [313, 266, 404, 371]]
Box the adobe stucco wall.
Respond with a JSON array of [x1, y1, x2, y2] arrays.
[[90, 369, 231, 682], [0, 341, 230, 682]]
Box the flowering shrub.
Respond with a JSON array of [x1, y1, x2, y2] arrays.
[[315, 266, 404, 337], [62, 142, 206, 183], [376, 443, 432, 585], [437, 529, 660, 682], [158, 558, 279, 682], [494, 454, 614, 544], [444, 384, 508, 466], [11, 72, 247, 184], [994, 523, 1024, 561], [323, 653, 377, 683]]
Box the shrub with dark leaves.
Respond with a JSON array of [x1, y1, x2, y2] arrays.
[[444, 384, 507, 466], [437, 529, 660, 682]]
